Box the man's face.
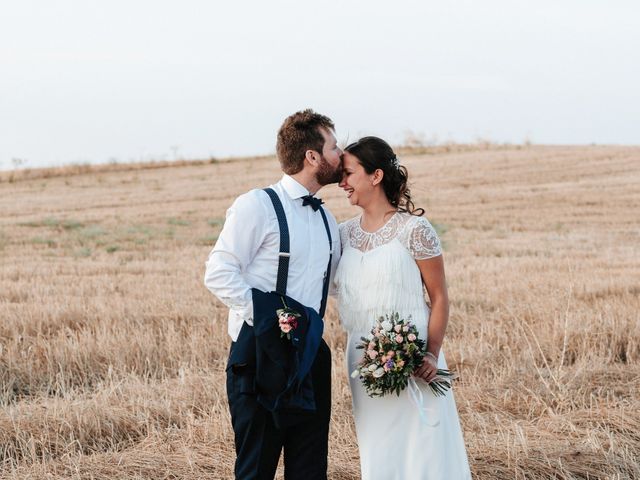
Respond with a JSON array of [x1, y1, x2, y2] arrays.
[[315, 128, 343, 186]]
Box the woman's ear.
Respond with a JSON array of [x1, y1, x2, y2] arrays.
[[372, 168, 384, 186]]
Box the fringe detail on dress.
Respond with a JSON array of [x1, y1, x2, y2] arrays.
[[336, 240, 430, 334]]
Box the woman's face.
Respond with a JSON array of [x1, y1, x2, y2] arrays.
[[339, 152, 376, 207]]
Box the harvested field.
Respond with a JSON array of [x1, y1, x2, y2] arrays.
[[1, 145, 639, 479]]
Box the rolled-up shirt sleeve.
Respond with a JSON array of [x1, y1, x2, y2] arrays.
[[204, 190, 267, 331]]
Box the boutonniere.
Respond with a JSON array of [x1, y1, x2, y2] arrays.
[[277, 299, 301, 340]]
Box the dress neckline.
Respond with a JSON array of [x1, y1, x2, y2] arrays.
[[357, 211, 399, 235]]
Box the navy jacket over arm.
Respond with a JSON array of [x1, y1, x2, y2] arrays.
[[227, 289, 324, 427]]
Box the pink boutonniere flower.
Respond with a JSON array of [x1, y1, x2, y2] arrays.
[[277, 308, 301, 340]]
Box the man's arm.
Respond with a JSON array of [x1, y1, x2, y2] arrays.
[[328, 216, 342, 297], [204, 190, 267, 328]]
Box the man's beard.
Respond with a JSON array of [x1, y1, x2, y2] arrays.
[[315, 155, 342, 186]]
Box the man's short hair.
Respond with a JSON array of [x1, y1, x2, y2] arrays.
[[276, 109, 335, 175]]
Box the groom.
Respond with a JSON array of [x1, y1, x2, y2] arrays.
[[204, 109, 342, 480]]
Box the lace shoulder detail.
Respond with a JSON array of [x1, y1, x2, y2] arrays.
[[405, 216, 442, 259], [341, 213, 406, 253]]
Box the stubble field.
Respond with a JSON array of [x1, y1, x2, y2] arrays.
[[1, 145, 639, 479]]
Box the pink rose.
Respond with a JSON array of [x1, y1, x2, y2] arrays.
[[367, 350, 377, 360], [394, 325, 402, 333], [407, 333, 417, 342], [388, 350, 395, 358], [278, 312, 298, 332], [395, 334, 403, 343], [402, 326, 409, 333]]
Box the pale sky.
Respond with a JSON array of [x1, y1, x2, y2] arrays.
[[1, 0, 639, 169]]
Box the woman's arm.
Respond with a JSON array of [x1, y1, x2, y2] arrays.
[[414, 254, 449, 382]]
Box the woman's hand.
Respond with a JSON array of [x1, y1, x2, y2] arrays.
[[415, 354, 438, 383]]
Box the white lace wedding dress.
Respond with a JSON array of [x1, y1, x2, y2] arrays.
[[334, 212, 471, 480]]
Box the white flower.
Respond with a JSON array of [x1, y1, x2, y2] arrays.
[[368, 364, 377, 372], [373, 367, 385, 378], [366, 333, 374, 341], [381, 320, 393, 332], [351, 369, 360, 379]]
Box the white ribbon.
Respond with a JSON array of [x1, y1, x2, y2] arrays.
[[407, 377, 440, 427]]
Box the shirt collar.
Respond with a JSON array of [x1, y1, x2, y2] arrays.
[[281, 174, 313, 200]]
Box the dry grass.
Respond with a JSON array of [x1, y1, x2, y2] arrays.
[[1, 145, 639, 479]]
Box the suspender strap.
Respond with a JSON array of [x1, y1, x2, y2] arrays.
[[263, 188, 290, 296], [318, 207, 333, 318], [263, 187, 333, 317]]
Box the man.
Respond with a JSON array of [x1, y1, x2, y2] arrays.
[[204, 109, 342, 480]]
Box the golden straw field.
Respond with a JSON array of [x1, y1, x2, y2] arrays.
[[1, 145, 639, 479]]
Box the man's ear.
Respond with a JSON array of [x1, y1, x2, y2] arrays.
[[305, 149, 319, 166], [372, 169, 384, 186]]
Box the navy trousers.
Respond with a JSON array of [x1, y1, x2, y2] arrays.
[[226, 340, 331, 480]]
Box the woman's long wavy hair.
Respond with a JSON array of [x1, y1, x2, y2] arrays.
[[344, 136, 424, 216]]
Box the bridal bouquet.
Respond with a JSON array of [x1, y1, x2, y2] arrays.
[[351, 313, 453, 398]]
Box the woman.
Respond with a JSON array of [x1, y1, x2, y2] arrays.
[[334, 136, 471, 479]]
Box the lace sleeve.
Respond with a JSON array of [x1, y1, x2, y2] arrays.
[[408, 217, 442, 259]]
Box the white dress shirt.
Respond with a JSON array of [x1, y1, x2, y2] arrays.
[[204, 175, 341, 341]]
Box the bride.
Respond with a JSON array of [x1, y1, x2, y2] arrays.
[[334, 137, 471, 479]]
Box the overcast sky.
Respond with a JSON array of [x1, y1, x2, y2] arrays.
[[1, 0, 639, 169]]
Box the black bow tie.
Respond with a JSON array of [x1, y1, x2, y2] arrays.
[[301, 194, 324, 211]]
